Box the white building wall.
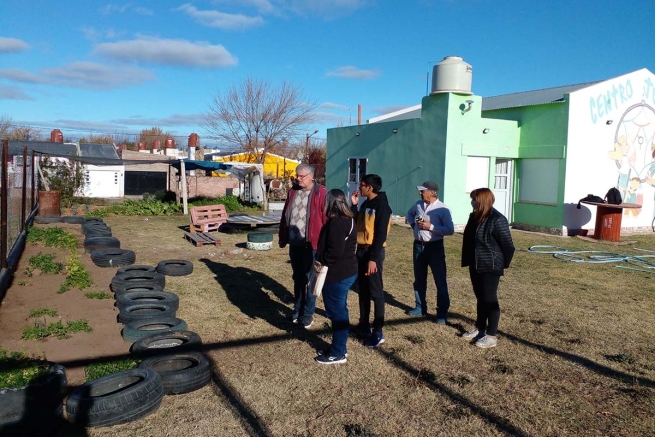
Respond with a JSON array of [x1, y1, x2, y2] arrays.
[[83, 165, 124, 198], [564, 68, 655, 231]]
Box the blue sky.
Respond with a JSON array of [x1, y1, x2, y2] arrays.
[[1, 0, 654, 148]]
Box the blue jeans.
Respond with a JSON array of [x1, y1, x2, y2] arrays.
[[413, 240, 449, 318], [289, 243, 316, 319], [323, 274, 357, 356]]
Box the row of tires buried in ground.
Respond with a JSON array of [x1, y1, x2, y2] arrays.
[[1, 217, 212, 435]]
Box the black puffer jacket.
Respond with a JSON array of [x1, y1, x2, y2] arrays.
[[461, 208, 515, 275]]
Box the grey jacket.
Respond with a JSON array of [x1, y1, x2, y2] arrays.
[[461, 208, 515, 275]]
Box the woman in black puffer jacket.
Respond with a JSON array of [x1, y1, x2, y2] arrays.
[[461, 188, 515, 349]]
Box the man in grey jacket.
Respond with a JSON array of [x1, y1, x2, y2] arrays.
[[406, 181, 454, 324]]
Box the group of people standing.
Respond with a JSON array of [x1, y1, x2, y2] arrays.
[[279, 163, 515, 365]]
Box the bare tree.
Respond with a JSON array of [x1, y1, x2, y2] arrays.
[[139, 127, 172, 150], [204, 78, 317, 164], [4, 125, 43, 141], [0, 115, 12, 140]]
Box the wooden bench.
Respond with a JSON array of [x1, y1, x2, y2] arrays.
[[190, 204, 228, 233]]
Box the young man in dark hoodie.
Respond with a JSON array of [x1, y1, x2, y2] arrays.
[[350, 174, 392, 348]]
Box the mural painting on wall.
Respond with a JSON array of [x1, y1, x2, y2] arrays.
[[601, 77, 655, 219]]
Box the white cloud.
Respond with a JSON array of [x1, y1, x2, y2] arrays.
[[112, 113, 205, 127], [94, 37, 238, 68], [176, 4, 264, 30], [101, 4, 152, 15], [326, 66, 380, 80], [0, 84, 33, 100], [0, 68, 48, 84], [284, 0, 371, 18], [319, 101, 348, 111], [42, 62, 156, 90], [0, 37, 30, 53], [81, 26, 127, 41]]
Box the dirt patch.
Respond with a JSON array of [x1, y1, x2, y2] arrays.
[[0, 222, 128, 386]]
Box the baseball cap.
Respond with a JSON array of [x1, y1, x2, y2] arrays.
[[417, 181, 439, 192]]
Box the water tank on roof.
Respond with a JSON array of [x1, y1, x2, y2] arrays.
[[188, 133, 199, 147], [138, 141, 147, 150], [430, 56, 473, 95], [50, 129, 63, 143], [153, 139, 161, 149], [165, 136, 175, 149]]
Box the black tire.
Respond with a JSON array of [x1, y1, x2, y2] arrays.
[[117, 265, 156, 275], [84, 227, 112, 238], [0, 362, 66, 435], [65, 368, 163, 427], [61, 216, 86, 224], [116, 291, 179, 312], [111, 272, 165, 292], [90, 248, 136, 268], [84, 236, 120, 253], [122, 318, 188, 344], [113, 283, 164, 296], [84, 218, 104, 223], [34, 215, 62, 224], [82, 222, 109, 232], [138, 352, 212, 395], [156, 259, 193, 276], [118, 303, 176, 324], [247, 231, 274, 243], [130, 331, 203, 358]]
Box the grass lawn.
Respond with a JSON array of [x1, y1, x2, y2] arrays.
[[57, 215, 655, 436]]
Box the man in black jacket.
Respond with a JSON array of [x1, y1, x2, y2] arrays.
[[350, 174, 392, 348]]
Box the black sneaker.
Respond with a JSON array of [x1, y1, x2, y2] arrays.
[[300, 316, 314, 329], [315, 354, 347, 365], [351, 325, 371, 339], [316, 349, 348, 358]]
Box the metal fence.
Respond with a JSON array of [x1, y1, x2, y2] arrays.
[[1, 139, 39, 300]]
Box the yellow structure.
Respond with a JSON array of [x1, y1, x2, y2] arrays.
[[213, 152, 300, 179]]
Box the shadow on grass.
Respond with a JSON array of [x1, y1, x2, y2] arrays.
[[447, 312, 655, 388], [198, 257, 329, 345], [40, 315, 654, 436]]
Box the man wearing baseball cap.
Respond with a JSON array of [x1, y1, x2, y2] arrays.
[[406, 181, 454, 324]]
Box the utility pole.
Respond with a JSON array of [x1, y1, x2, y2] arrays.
[[305, 129, 319, 163]]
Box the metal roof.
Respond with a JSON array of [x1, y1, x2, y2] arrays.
[[481, 81, 599, 111], [8, 141, 120, 160], [368, 80, 601, 123]]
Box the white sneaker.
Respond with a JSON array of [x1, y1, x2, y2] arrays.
[[475, 335, 497, 349], [461, 329, 480, 340]]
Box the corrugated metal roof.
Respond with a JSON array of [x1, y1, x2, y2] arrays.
[[481, 81, 599, 111], [8, 141, 120, 160]]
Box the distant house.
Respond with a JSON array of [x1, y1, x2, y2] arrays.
[[326, 56, 655, 235], [7, 141, 124, 198], [212, 151, 300, 179]]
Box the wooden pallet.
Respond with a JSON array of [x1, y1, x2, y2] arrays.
[[184, 231, 221, 247]]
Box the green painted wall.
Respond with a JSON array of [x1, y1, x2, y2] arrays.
[[483, 102, 570, 229], [326, 93, 522, 223], [326, 94, 450, 217]]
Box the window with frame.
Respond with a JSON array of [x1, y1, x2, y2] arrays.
[[518, 159, 559, 204]]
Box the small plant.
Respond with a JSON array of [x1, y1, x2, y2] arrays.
[[17, 280, 31, 286], [85, 358, 139, 382], [26, 253, 63, 276], [38, 155, 86, 208], [28, 308, 58, 318], [84, 291, 112, 299], [27, 227, 78, 251], [22, 319, 92, 340], [58, 255, 93, 293], [0, 349, 51, 389]]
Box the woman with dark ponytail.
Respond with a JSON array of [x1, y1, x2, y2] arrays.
[[314, 189, 357, 364]]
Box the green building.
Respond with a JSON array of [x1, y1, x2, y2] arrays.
[[326, 57, 655, 236]]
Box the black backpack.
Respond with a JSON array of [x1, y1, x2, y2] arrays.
[[605, 187, 622, 205], [576, 194, 605, 209]]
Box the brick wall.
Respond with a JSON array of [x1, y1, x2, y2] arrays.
[[173, 174, 240, 198]]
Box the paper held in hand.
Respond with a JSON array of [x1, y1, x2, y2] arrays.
[[308, 261, 328, 297]]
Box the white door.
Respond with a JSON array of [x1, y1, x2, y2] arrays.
[[492, 159, 513, 220], [347, 157, 368, 206]]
